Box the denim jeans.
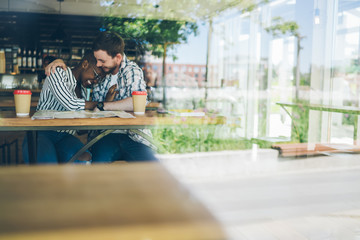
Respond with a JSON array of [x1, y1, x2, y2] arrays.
[[90, 133, 158, 163], [22, 131, 90, 164]]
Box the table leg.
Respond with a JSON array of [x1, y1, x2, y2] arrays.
[[27, 131, 37, 165], [68, 129, 115, 164], [68, 129, 164, 164]]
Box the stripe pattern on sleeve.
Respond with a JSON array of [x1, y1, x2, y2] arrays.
[[37, 67, 85, 135]]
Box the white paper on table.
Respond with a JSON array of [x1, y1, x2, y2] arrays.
[[31, 110, 57, 119], [31, 110, 135, 120], [90, 111, 135, 119]]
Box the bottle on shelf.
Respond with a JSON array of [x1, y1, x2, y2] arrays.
[[22, 48, 27, 68], [37, 49, 42, 68], [27, 49, 32, 68], [12, 47, 19, 74], [17, 47, 22, 68], [12, 47, 17, 65], [32, 49, 37, 69]]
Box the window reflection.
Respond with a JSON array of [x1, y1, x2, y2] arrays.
[[208, 0, 360, 148]]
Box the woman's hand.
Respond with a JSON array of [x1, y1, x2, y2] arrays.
[[105, 84, 118, 102], [45, 59, 67, 76]]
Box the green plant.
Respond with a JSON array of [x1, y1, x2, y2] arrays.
[[103, 17, 199, 61], [343, 113, 356, 126], [290, 100, 309, 143], [151, 124, 251, 154]]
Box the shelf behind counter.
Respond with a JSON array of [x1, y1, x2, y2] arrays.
[[0, 73, 41, 89]]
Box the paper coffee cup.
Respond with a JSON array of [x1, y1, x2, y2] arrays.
[[132, 91, 147, 115], [14, 90, 32, 116]]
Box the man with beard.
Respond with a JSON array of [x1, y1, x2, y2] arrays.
[[46, 32, 158, 163]]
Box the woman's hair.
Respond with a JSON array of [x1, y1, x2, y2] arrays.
[[81, 49, 97, 66], [92, 31, 125, 57], [43, 55, 57, 65]]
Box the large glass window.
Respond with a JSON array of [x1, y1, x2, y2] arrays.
[[329, 1, 360, 144], [208, 0, 360, 146]]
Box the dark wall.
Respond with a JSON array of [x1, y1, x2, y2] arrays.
[[0, 12, 103, 49], [0, 12, 139, 63]]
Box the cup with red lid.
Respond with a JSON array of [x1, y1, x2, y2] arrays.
[[13, 90, 32, 116], [132, 91, 147, 115]]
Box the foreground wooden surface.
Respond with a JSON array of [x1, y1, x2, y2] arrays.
[[0, 162, 226, 240]]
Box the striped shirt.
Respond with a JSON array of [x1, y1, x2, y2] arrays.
[[90, 54, 156, 150], [37, 67, 86, 135]]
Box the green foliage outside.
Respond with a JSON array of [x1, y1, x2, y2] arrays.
[[151, 125, 252, 154], [346, 59, 360, 75], [103, 17, 199, 61], [264, 17, 300, 38], [288, 100, 310, 143]]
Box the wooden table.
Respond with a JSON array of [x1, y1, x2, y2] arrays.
[[0, 111, 225, 131], [0, 162, 226, 240], [0, 111, 225, 164]]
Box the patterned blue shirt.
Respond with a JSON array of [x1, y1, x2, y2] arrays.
[[90, 54, 156, 150], [92, 54, 146, 101]]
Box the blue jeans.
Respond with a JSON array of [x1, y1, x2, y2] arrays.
[[22, 131, 90, 164], [91, 133, 158, 163]]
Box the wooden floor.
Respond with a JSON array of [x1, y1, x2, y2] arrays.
[[159, 149, 360, 240]]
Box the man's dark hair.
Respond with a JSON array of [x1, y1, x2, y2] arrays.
[[81, 49, 97, 66], [92, 31, 125, 57]]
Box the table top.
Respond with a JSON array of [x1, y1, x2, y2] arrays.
[[0, 111, 226, 131], [0, 162, 226, 240], [277, 101, 360, 114]]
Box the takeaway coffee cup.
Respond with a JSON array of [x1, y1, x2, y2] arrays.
[[132, 91, 147, 115], [14, 90, 32, 116]]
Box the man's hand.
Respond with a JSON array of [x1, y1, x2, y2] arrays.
[[105, 84, 118, 102], [45, 59, 67, 76]]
